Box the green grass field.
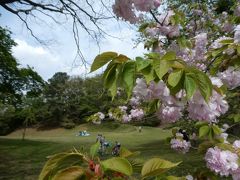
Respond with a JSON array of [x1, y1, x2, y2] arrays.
[[0, 123, 206, 180]]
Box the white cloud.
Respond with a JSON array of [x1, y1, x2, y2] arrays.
[[11, 25, 146, 81], [12, 39, 89, 80]]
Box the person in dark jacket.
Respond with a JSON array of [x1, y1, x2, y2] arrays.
[[179, 129, 189, 142]]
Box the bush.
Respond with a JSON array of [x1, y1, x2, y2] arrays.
[[0, 104, 16, 135], [60, 118, 75, 129]]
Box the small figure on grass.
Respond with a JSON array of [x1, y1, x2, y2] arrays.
[[138, 126, 142, 133], [96, 134, 102, 143], [112, 141, 121, 156]]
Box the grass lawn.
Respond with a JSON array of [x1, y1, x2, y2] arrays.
[[0, 123, 207, 179]]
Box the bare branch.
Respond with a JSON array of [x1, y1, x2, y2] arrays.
[[0, 0, 119, 66]]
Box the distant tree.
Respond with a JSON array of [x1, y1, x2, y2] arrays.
[[40, 72, 69, 126], [37, 73, 122, 128], [0, 103, 16, 135], [0, 26, 45, 106]]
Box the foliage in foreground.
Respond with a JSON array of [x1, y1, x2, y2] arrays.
[[39, 142, 182, 180]]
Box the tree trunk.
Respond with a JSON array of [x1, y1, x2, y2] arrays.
[[22, 126, 26, 140]]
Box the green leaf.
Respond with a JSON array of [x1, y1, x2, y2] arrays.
[[103, 63, 116, 87], [166, 176, 185, 180], [172, 128, 178, 136], [233, 114, 240, 122], [219, 39, 234, 44], [128, 159, 143, 173], [192, 70, 213, 101], [136, 57, 151, 71], [142, 65, 155, 84], [139, 22, 149, 32], [199, 125, 210, 138], [195, 121, 208, 128], [122, 61, 135, 98], [211, 46, 227, 57], [145, 52, 161, 59], [141, 158, 180, 178], [103, 63, 123, 99], [208, 128, 213, 140], [101, 157, 133, 176], [153, 59, 170, 80], [198, 141, 216, 153], [161, 51, 176, 61], [109, 77, 118, 99], [119, 147, 140, 158], [237, 46, 240, 55], [39, 153, 65, 180], [91, 52, 118, 72], [212, 125, 221, 136], [216, 143, 235, 152], [177, 36, 187, 48], [39, 153, 84, 180], [114, 54, 129, 63], [172, 60, 185, 69], [169, 75, 184, 95], [110, 64, 123, 99], [148, 99, 160, 113], [168, 70, 183, 87], [184, 75, 196, 99], [90, 142, 100, 158], [52, 166, 86, 180]]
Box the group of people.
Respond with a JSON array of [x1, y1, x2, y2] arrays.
[[96, 134, 121, 156], [77, 130, 90, 136]]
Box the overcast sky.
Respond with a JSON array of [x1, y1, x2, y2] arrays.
[[0, 4, 146, 80]]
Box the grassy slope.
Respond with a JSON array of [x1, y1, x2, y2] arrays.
[[0, 123, 206, 180]]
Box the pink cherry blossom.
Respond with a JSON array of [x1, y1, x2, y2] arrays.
[[148, 80, 170, 100], [130, 108, 144, 119], [132, 0, 161, 12], [234, 6, 240, 17], [145, 27, 159, 37], [218, 67, 240, 89], [205, 147, 239, 176], [187, 91, 228, 122], [112, 0, 138, 24], [119, 106, 128, 113], [170, 138, 191, 154], [156, 105, 182, 123], [122, 114, 132, 123], [210, 36, 232, 49], [158, 10, 175, 25], [232, 168, 240, 180], [194, 33, 207, 61], [233, 140, 240, 149], [129, 96, 141, 106], [234, 25, 240, 43], [133, 78, 149, 98]]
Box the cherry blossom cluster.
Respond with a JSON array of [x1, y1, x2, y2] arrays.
[[205, 140, 240, 179], [145, 10, 181, 39], [187, 90, 228, 123], [218, 66, 240, 90], [112, 0, 161, 24], [89, 112, 105, 125], [125, 2, 240, 72], [170, 133, 191, 154], [108, 105, 144, 123], [132, 77, 228, 123]]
